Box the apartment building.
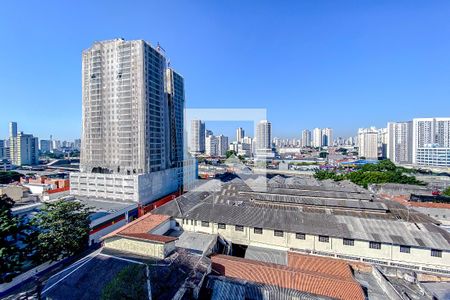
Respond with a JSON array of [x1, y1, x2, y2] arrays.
[[358, 127, 378, 160], [387, 121, 413, 164], [413, 118, 450, 167], [70, 39, 190, 204]]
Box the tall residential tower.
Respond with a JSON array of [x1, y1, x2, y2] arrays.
[[70, 39, 188, 204]]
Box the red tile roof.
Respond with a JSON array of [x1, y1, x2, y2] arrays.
[[211, 254, 365, 300], [102, 213, 175, 244], [288, 252, 354, 280]]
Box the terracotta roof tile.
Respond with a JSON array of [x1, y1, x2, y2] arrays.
[[287, 252, 354, 280], [102, 213, 172, 240], [211, 254, 365, 300]]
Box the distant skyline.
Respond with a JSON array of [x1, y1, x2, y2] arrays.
[[1, 1, 450, 140]]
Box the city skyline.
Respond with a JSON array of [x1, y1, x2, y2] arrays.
[[2, 1, 450, 140]]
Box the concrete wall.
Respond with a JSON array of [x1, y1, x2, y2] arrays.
[[70, 168, 182, 204], [178, 218, 450, 273], [104, 236, 167, 259], [0, 185, 24, 201]]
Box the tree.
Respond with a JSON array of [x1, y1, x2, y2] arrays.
[[443, 187, 450, 197], [319, 152, 328, 159], [0, 195, 25, 283], [0, 171, 23, 184], [226, 150, 237, 159], [101, 264, 147, 300], [31, 200, 91, 263]]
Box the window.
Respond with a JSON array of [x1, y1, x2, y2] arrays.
[[296, 233, 306, 240], [400, 246, 410, 253], [369, 241, 381, 250], [190, 220, 194, 225], [318, 236, 329, 243], [431, 249, 442, 257], [201, 221, 209, 227], [343, 238, 354, 246], [235, 225, 244, 232], [274, 230, 284, 237], [218, 223, 226, 229], [254, 227, 263, 234]]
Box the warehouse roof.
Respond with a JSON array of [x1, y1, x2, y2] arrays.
[[153, 177, 450, 250]]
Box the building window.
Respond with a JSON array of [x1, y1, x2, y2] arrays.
[[296, 233, 306, 240], [254, 227, 263, 234], [274, 230, 284, 237], [201, 221, 209, 227], [218, 223, 226, 229], [235, 225, 244, 232], [318, 235, 329, 243], [400, 246, 410, 253], [190, 220, 194, 225], [369, 241, 381, 250], [343, 238, 354, 246], [431, 249, 442, 257]]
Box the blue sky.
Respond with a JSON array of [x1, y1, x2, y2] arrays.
[[0, 0, 449, 141]]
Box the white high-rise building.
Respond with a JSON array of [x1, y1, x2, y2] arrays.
[[312, 128, 322, 148], [358, 127, 379, 160], [236, 127, 245, 143], [70, 38, 187, 204], [9, 122, 39, 166], [413, 118, 450, 167], [321, 128, 333, 147], [301, 129, 311, 147], [377, 128, 388, 159], [205, 135, 218, 156], [190, 120, 205, 154], [217, 135, 229, 157], [256, 120, 272, 153], [387, 121, 413, 164]]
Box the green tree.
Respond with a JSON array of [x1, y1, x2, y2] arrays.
[[0, 195, 25, 283], [319, 152, 328, 158], [226, 150, 237, 159], [443, 187, 450, 197], [101, 264, 147, 300], [31, 200, 91, 263], [0, 171, 23, 184]]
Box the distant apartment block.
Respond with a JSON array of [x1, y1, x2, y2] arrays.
[[358, 127, 378, 160], [9, 122, 39, 166], [321, 128, 333, 147], [205, 135, 218, 156], [255, 120, 272, 157], [190, 120, 205, 154], [70, 38, 191, 204], [301, 129, 311, 147], [39, 139, 53, 153], [413, 117, 450, 167], [216, 135, 229, 157], [377, 127, 388, 159], [236, 127, 244, 143], [311, 128, 321, 148], [387, 121, 413, 164]]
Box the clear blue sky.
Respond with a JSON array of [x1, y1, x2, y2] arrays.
[[1, 0, 449, 141]]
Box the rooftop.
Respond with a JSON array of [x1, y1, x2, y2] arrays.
[[211, 254, 365, 300], [103, 213, 176, 243], [153, 176, 450, 250]]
